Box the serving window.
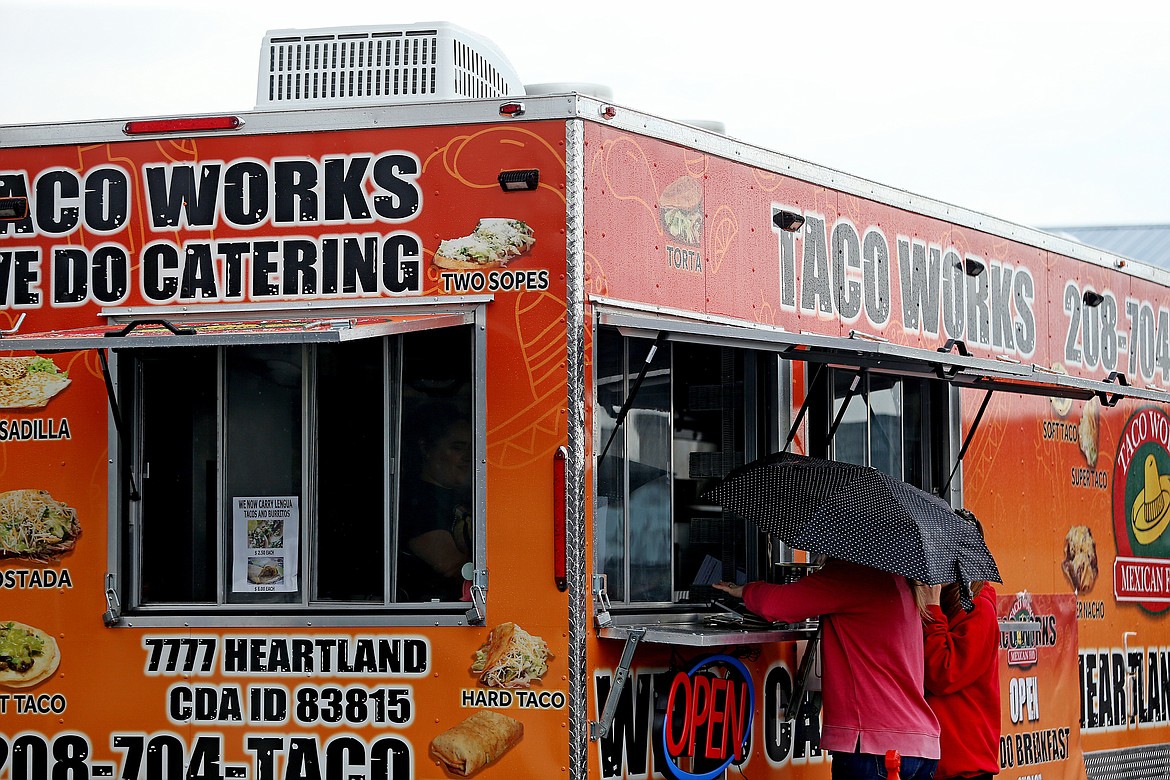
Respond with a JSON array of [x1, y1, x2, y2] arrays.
[[593, 324, 955, 615], [595, 328, 782, 607], [112, 322, 482, 623]]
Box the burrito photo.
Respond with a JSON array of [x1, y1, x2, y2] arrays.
[[430, 710, 523, 776]]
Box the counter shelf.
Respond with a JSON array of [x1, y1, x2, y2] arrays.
[[590, 609, 818, 741]]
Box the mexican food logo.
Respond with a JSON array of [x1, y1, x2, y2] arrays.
[[1112, 407, 1170, 613], [660, 654, 754, 780], [1000, 592, 1058, 668]]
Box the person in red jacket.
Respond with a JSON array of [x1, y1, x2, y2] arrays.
[[920, 510, 1001, 780], [716, 559, 940, 780]]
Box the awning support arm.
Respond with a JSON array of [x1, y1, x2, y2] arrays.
[[784, 623, 822, 720], [939, 388, 994, 496], [598, 331, 667, 463], [590, 627, 645, 740], [782, 362, 826, 453], [826, 371, 863, 443], [98, 349, 140, 502]]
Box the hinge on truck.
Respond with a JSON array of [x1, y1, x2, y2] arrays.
[[464, 568, 488, 625], [593, 573, 612, 628], [102, 572, 122, 627]]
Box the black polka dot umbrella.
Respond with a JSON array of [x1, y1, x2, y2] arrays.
[[704, 451, 1001, 610]]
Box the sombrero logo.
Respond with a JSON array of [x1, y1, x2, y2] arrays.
[[660, 654, 754, 780], [1112, 407, 1170, 613]]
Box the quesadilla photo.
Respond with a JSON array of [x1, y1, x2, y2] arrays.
[[0, 356, 71, 409], [430, 710, 523, 776], [0, 620, 61, 689], [0, 489, 81, 561], [470, 622, 550, 689], [434, 218, 536, 270]]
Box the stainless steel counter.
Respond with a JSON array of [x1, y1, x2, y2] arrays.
[[597, 611, 817, 647]]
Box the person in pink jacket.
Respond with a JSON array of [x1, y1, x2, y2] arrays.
[[715, 559, 940, 780]]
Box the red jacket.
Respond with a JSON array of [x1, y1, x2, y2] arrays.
[[744, 560, 940, 759], [923, 583, 1001, 779]]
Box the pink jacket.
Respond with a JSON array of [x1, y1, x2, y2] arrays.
[[743, 560, 941, 759]]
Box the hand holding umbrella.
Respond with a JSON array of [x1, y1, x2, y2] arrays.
[[704, 451, 1001, 610]]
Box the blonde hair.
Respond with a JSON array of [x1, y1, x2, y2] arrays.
[[909, 578, 932, 620]]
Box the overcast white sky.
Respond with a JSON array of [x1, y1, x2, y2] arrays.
[[2, 0, 1168, 230]]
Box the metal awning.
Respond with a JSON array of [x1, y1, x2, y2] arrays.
[[595, 303, 1170, 406], [0, 298, 486, 351]]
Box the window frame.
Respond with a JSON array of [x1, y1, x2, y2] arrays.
[[591, 304, 971, 616], [593, 326, 783, 610], [104, 303, 488, 628]]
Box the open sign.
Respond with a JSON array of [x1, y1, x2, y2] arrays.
[[660, 654, 754, 780]]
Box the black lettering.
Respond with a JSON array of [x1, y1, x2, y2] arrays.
[[52, 247, 88, 304], [324, 156, 372, 221], [251, 240, 280, 296], [381, 234, 420, 294], [594, 671, 655, 778], [1096, 651, 1111, 728], [246, 736, 282, 780], [224, 161, 268, 226], [284, 734, 320, 776], [142, 242, 181, 302], [0, 249, 41, 306], [327, 736, 365, 778], [282, 239, 318, 295], [274, 160, 319, 223], [180, 243, 219, 300], [322, 238, 339, 294], [763, 666, 793, 762], [1112, 650, 1128, 726], [224, 639, 247, 673], [371, 154, 420, 220], [85, 167, 130, 232], [341, 235, 379, 293], [370, 736, 411, 780], [91, 245, 129, 304], [35, 169, 81, 235], [146, 164, 221, 229], [1080, 652, 1092, 729], [794, 692, 823, 758], [217, 241, 248, 298]]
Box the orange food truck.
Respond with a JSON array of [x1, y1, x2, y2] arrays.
[[1, 20, 1169, 780]]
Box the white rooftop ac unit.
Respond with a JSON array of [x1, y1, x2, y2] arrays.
[[256, 22, 525, 109]]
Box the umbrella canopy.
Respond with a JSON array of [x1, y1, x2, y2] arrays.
[[705, 451, 1001, 610]]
